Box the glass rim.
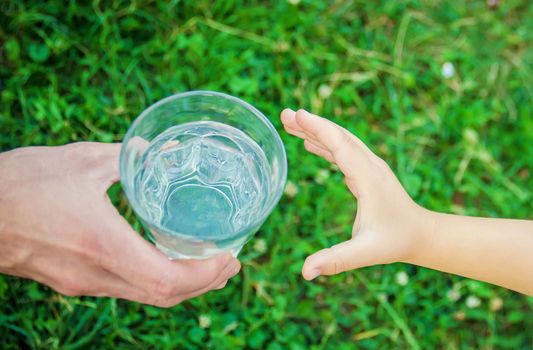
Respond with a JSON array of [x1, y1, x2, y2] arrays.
[[119, 90, 288, 242]]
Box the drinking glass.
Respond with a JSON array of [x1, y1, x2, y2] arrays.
[[120, 91, 287, 259]]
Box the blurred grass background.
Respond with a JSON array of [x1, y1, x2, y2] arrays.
[[1, 0, 533, 349]]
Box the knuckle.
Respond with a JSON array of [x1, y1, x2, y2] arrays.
[[373, 158, 396, 185], [63, 141, 88, 153], [54, 272, 94, 297], [152, 298, 182, 308], [201, 261, 224, 281], [81, 234, 106, 262], [56, 282, 86, 296], [57, 288, 79, 297], [152, 278, 177, 298], [332, 257, 346, 275], [331, 132, 351, 154], [63, 142, 98, 162], [341, 131, 352, 145], [63, 142, 111, 181], [69, 230, 108, 267], [376, 157, 391, 172], [0, 240, 32, 271]]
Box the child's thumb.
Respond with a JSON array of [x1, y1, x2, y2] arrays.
[[302, 237, 376, 280]]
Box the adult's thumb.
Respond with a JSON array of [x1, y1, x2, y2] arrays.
[[302, 237, 377, 280]]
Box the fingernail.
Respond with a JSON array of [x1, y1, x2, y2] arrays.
[[306, 268, 321, 280], [232, 264, 241, 276], [281, 108, 295, 121], [215, 280, 228, 290], [228, 262, 241, 278]]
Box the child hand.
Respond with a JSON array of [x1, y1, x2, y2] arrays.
[[281, 109, 428, 280]]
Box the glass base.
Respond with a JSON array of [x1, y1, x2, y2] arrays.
[[156, 241, 243, 260]]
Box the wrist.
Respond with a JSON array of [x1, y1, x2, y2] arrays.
[[401, 203, 439, 265]]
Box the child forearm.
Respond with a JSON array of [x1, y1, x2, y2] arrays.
[[407, 209, 533, 295]]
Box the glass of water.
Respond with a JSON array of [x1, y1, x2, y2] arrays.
[[120, 91, 287, 259]]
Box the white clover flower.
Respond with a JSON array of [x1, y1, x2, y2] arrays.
[[287, 0, 301, 5], [253, 238, 267, 253], [447, 289, 461, 302], [315, 169, 330, 185], [318, 84, 333, 99], [466, 295, 481, 309], [441, 62, 455, 79], [199, 315, 211, 329], [395, 271, 409, 286], [490, 297, 503, 312], [284, 181, 299, 198]]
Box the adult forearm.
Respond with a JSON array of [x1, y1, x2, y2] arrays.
[[407, 210, 533, 295]]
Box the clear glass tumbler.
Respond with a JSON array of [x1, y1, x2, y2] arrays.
[[120, 91, 287, 259]]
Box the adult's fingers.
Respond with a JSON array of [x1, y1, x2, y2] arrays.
[[83, 268, 151, 302], [30, 250, 151, 301], [95, 259, 238, 307], [172, 254, 240, 296], [159, 259, 241, 307], [98, 203, 237, 298], [301, 237, 378, 280]]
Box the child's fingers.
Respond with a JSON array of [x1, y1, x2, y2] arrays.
[[283, 125, 308, 140], [293, 109, 374, 182], [281, 108, 324, 146], [281, 110, 335, 162], [281, 108, 304, 133], [295, 111, 376, 160], [302, 237, 376, 280], [281, 110, 334, 162], [304, 140, 335, 163]]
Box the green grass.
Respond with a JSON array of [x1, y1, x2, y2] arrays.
[[1, 0, 533, 348]]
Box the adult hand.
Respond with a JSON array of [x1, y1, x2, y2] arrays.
[[0, 142, 240, 307], [281, 109, 427, 280]]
